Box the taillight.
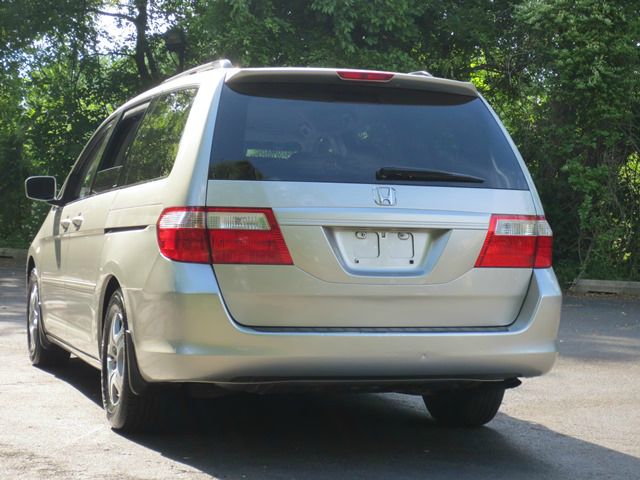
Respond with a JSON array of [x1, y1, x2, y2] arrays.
[[157, 207, 293, 265], [157, 208, 209, 263], [207, 208, 292, 265], [475, 215, 553, 268], [337, 70, 394, 82]]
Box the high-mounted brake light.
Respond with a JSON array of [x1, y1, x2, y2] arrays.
[[475, 215, 553, 268], [157, 207, 293, 265], [337, 70, 394, 82]]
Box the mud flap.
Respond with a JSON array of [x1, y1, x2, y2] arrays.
[[124, 330, 148, 396]]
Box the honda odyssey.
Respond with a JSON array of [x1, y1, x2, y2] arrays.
[[25, 60, 562, 431]]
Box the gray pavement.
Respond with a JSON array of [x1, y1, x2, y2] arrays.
[[1, 257, 639, 479]]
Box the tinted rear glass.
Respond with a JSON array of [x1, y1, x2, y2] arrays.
[[209, 82, 528, 190]]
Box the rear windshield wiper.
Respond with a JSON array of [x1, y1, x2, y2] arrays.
[[375, 167, 485, 183]]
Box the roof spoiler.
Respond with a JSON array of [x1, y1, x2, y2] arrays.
[[226, 68, 478, 97]]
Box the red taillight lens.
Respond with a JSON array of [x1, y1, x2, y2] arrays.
[[533, 235, 553, 268], [157, 207, 293, 265], [337, 70, 394, 82], [207, 208, 292, 265], [157, 208, 210, 263], [475, 215, 553, 269]]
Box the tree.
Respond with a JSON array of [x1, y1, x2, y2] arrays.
[[511, 0, 640, 280]]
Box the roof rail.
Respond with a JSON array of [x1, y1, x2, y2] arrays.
[[408, 70, 433, 77], [163, 59, 233, 83]]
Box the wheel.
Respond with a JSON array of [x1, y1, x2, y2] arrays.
[[100, 288, 162, 432], [27, 269, 70, 367], [423, 386, 505, 427]]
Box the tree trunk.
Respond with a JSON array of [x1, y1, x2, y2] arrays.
[[133, 0, 156, 84]]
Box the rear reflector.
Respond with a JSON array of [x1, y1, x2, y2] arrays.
[[157, 207, 293, 265], [337, 70, 394, 82], [475, 215, 553, 268]]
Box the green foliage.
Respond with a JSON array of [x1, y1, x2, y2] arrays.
[[510, 0, 640, 282], [0, 0, 638, 283]]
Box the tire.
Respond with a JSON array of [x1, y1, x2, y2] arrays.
[[423, 386, 505, 427], [100, 288, 163, 432], [27, 269, 70, 367]]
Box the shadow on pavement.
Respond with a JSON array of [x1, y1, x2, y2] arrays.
[[132, 392, 640, 479], [48, 358, 103, 408], [43, 357, 640, 480]]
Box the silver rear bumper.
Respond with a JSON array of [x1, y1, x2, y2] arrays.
[[126, 263, 561, 384]]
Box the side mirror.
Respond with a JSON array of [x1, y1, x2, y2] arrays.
[[25, 176, 58, 203]]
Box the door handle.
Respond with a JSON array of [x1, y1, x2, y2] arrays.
[[60, 218, 71, 230], [71, 215, 84, 228]]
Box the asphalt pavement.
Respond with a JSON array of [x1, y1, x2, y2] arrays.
[[1, 258, 639, 479]]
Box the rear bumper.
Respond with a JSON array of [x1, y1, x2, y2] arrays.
[[126, 262, 562, 385]]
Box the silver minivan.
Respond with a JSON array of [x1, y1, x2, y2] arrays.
[[25, 61, 562, 431]]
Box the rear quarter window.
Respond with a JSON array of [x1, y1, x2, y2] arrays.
[[121, 88, 197, 186], [209, 83, 528, 190]]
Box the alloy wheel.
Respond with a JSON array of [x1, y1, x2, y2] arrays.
[[105, 310, 125, 409], [27, 282, 40, 356]]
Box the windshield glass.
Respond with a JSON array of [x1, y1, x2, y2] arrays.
[[209, 82, 528, 190]]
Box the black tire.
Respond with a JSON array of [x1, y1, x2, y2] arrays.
[[100, 288, 163, 432], [27, 269, 70, 367], [423, 387, 505, 427]]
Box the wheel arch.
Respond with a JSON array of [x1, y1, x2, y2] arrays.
[[26, 256, 36, 278], [99, 274, 150, 395], [99, 275, 122, 350]]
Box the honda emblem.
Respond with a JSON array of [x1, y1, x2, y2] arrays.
[[373, 187, 397, 206]]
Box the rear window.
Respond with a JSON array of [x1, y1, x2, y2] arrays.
[[209, 83, 528, 190]]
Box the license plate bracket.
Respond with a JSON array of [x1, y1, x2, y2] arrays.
[[331, 228, 424, 273]]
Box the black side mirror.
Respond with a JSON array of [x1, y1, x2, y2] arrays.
[[25, 176, 58, 203]]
